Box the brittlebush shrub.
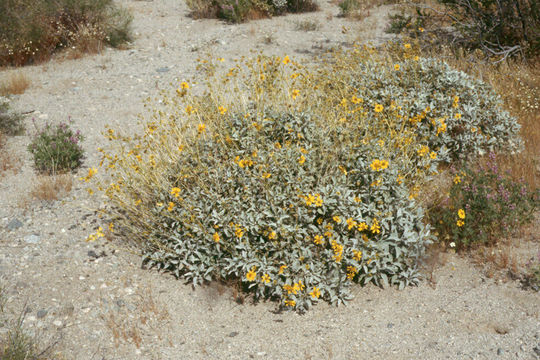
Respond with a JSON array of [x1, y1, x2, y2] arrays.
[[90, 44, 523, 311]]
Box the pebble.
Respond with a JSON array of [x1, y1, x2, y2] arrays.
[[533, 344, 540, 356], [37, 309, 48, 319], [24, 234, 41, 244], [53, 320, 62, 327], [156, 67, 170, 73], [38, 114, 49, 119], [228, 331, 239, 337], [497, 348, 504, 356], [7, 218, 23, 231]]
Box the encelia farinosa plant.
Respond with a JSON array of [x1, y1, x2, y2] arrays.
[[28, 119, 84, 174], [90, 44, 523, 311], [430, 152, 538, 249]]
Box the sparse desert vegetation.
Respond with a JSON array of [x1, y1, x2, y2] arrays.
[[0, 0, 538, 357]]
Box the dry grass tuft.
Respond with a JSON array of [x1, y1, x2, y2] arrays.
[[0, 73, 30, 96], [0, 133, 20, 177], [29, 175, 73, 202]]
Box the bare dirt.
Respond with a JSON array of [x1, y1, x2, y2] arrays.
[[0, 0, 538, 359]]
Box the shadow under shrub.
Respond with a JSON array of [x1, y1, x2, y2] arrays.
[[0, 0, 132, 66]]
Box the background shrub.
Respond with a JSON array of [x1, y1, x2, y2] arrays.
[[28, 119, 84, 174], [429, 153, 538, 249], [437, 0, 540, 57], [185, 0, 317, 23], [0, 0, 132, 66], [0, 99, 24, 136]]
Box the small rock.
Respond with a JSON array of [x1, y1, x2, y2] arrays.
[[53, 320, 62, 327], [497, 348, 504, 356], [7, 218, 23, 231], [24, 234, 40, 244], [38, 114, 49, 120], [156, 67, 170, 73], [228, 331, 239, 337], [257, 352, 266, 356], [37, 309, 48, 319], [87, 250, 98, 258], [533, 345, 540, 356], [116, 299, 126, 308], [387, 323, 394, 329]]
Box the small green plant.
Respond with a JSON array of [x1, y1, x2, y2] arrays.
[[337, 0, 361, 17], [294, 18, 320, 31], [386, 13, 412, 34], [28, 119, 84, 174], [430, 153, 538, 249], [0, 99, 24, 136]]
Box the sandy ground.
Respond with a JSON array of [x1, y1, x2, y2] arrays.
[[0, 0, 538, 359]]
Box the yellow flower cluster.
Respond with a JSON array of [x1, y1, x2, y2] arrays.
[[370, 159, 389, 171], [353, 249, 362, 261], [234, 156, 254, 168], [283, 280, 305, 295], [331, 240, 343, 262], [346, 266, 358, 280], [86, 227, 105, 242], [370, 218, 381, 234], [303, 193, 323, 207], [246, 266, 257, 281], [309, 287, 321, 299]]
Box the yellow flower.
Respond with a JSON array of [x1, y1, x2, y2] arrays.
[[370, 218, 381, 234], [414, 55, 419, 61], [282, 55, 290, 65], [455, 113, 462, 120], [404, 43, 411, 49], [291, 89, 300, 99], [218, 57, 225, 62], [351, 95, 362, 104], [278, 265, 287, 274], [453, 175, 461, 184], [313, 235, 324, 245], [108, 222, 114, 232], [167, 202, 175, 212], [457, 220, 465, 227], [246, 267, 257, 281], [394, 64, 400, 71], [285, 299, 296, 307], [346, 218, 357, 230], [357, 222, 368, 231], [262, 172, 271, 179], [429, 151, 437, 159], [458, 209, 466, 219], [341, 98, 348, 107], [418, 27, 425, 32], [213, 233, 220, 243], [418, 145, 429, 157], [218, 106, 227, 115], [198, 123, 206, 133], [471, 127, 477, 133], [298, 155, 306, 164], [333, 215, 341, 223], [180, 82, 189, 89], [268, 231, 277, 240], [170, 187, 181, 198], [370, 159, 389, 171], [354, 196, 362, 203], [353, 249, 362, 261], [374, 104, 384, 113], [309, 287, 321, 299], [185, 105, 195, 114], [346, 266, 358, 279], [235, 226, 244, 238], [261, 273, 271, 284]]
